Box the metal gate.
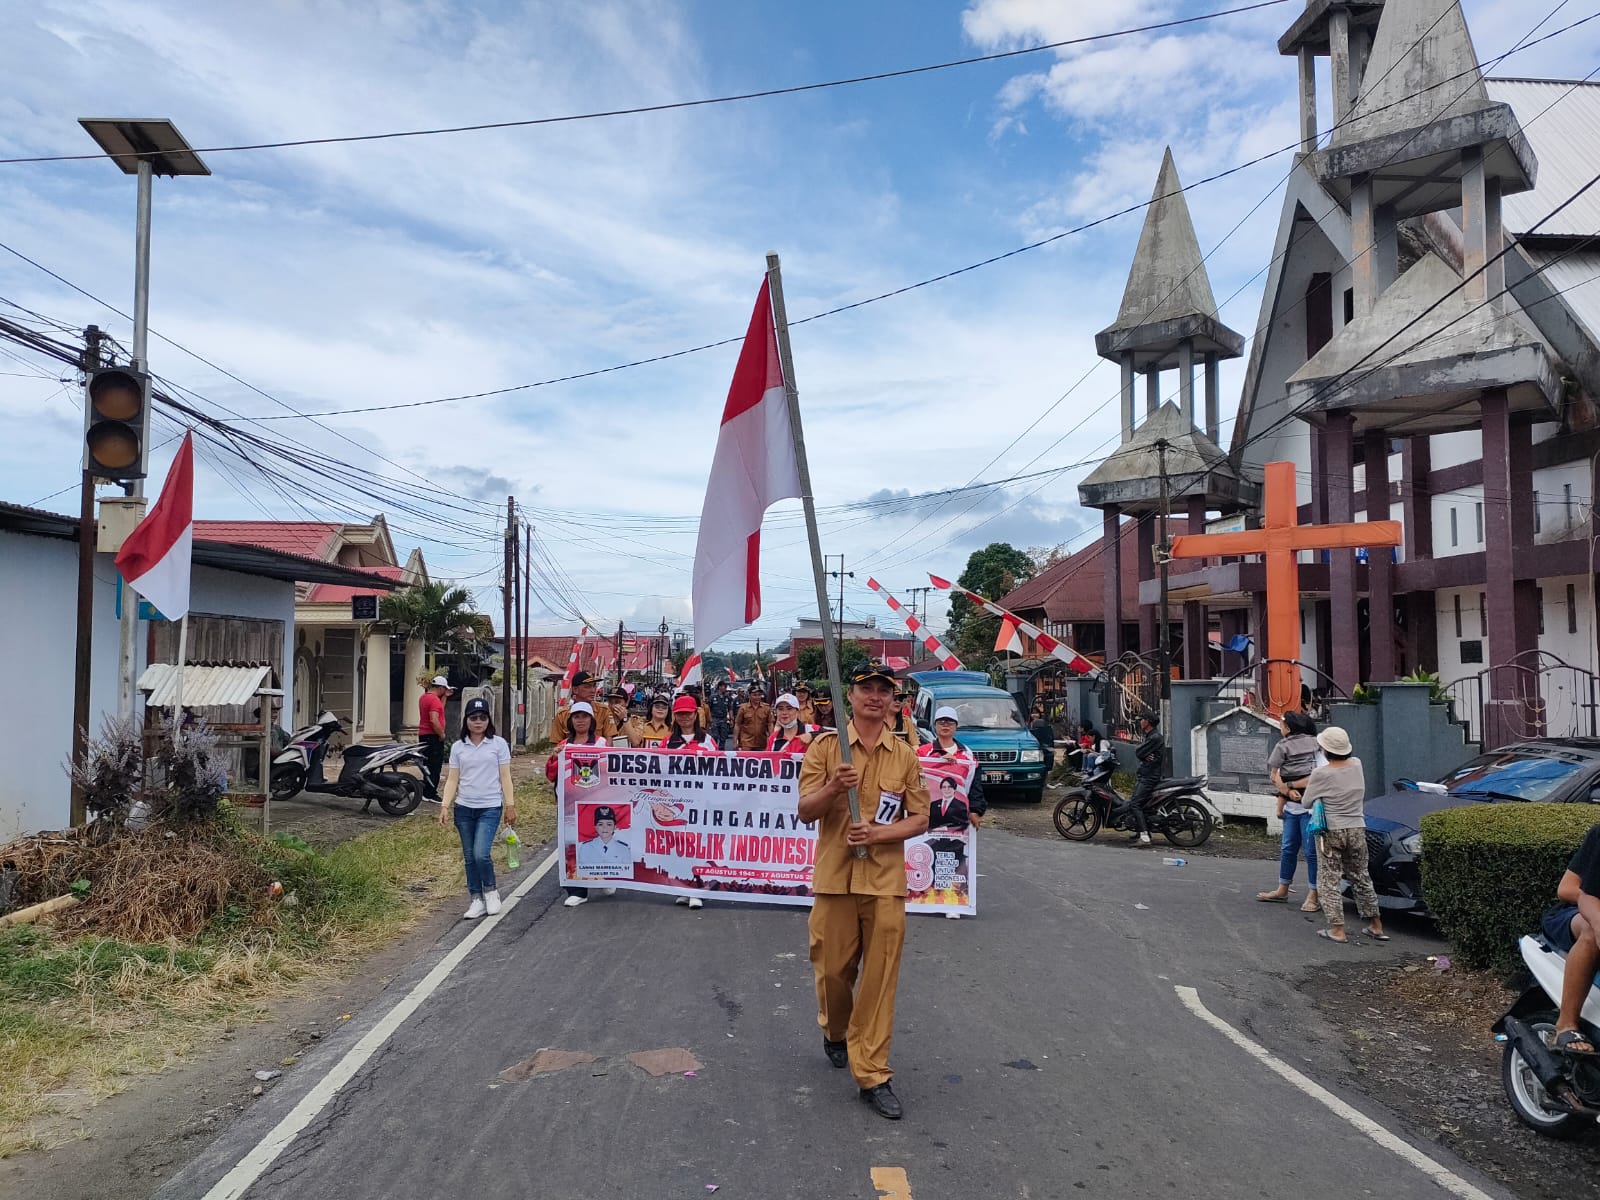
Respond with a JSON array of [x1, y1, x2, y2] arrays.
[[1443, 651, 1600, 748]]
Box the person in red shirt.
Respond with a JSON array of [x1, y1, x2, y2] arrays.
[[418, 675, 452, 799]]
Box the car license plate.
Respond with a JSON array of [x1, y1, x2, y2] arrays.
[[984, 770, 1008, 784]]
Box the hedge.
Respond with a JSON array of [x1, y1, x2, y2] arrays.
[[1421, 803, 1600, 974]]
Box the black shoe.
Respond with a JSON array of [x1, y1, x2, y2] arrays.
[[859, 1082, 903, 1120], [823, 1038, 849, 1069]]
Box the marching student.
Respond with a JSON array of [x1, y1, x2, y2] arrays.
[[549, 671, 616, 742], [664, 694, 719, 751], [546, 701, 616, 909], [735, 684, 772, 750], [606, 688, 639, 746], [436, 696, 515, 920], [767, 693, 818, 753], [634, 695, 672, 747]]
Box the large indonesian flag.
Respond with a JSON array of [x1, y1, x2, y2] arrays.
[[691, 279, 802, 650], [114, 432, 195, 621], [677, 653, 703, 689]]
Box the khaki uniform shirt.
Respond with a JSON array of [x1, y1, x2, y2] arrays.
[[550, 697, 616, 742], [634, 719, 670, 748], [734, 701, 772, 750], [616, 714, 645, 745], [800, 723, 930, 897], [796, 700, 816, 725]]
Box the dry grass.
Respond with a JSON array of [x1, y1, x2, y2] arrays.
[[0, 815, 466, 1157]]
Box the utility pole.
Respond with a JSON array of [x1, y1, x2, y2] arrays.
[[520, 522, 531, 745], [503, 496, 514, 735], [69, 326, 105, 826], [1155, 439, 1174, 773], [901, 585, 934, 629], [825, 555, 853, 638], [509, 515, 522, 745], [615, 621, 625, 688]]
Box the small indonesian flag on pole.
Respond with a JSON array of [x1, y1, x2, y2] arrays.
[[690, 279, 803, 651], [930, 574, 1100, 676], [114, 432, 195, 621], [677, 653, 703, 690], [558, 628, 588, 702], [995, 616, 1025, 656]]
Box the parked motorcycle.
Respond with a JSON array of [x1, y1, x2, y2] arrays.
[[1052, 749, 1216, 848], [270, 711, 426, 816], [1495, 932, 1600, 1138]]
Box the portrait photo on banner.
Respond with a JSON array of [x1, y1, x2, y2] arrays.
[[909, 757, 977, 914]]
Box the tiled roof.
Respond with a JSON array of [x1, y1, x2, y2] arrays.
[[1000, 520, 1143, 624], [192, 521, 342, 560], [303, 565, 406, 604]]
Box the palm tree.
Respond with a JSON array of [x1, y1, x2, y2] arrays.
[[381, 582, 481, 671]]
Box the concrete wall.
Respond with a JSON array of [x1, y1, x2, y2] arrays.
[[0, 531, 296, 842]]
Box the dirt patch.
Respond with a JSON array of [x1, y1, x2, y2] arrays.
[[625, 1048, 703, 1077], [500, 1049, 598, 1082], [1301, 957, 1600, 1199], [984, 786, 1280, 860]]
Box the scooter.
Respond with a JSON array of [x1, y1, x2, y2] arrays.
[[270, 711, 426, 816], [1052, 748, 1216, 847], [1494, 932, 1600, 1138]]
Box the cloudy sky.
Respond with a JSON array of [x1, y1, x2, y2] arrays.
[[0, 0, 1593, 650]]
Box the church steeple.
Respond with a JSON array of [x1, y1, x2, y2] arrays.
[[1095, 149, 1243, 446]]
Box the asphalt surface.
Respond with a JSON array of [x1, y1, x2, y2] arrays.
[[158, 829, 1500, 1200]]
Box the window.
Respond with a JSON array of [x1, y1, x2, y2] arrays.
[[1475, 502, 1484, 544], [1450, 507, 1459, 547], [1343, 288, 1355, 324], [1566, 483, 1575, 527], [1306, 274, 1333, 357], [1569, 584, 1579, 635], [1453, 594, 1463, 638], [1537, 587, 1545, 636], [1536, 496, 1543, 534], [1480, 592, 1488, 637]]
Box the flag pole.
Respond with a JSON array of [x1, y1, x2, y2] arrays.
[[174, 611, 189, 733], [765, 253, 865, 854]]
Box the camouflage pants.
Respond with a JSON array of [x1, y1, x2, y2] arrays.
[[1317, 828, 1379, 926]]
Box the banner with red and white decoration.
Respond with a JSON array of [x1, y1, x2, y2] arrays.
[[555, 746, 975, 915]]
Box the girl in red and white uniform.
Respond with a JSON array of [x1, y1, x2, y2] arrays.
[[664, 694, 719, 752], [545, 703, 614, 909], [917, 705, 987, 920], [765, 693, 818, 753]]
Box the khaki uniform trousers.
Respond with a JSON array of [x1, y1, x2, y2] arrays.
[[808, 892, 906, 1089]]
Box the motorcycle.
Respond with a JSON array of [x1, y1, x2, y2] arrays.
[[1052, 749, 1216, 848], [1494, 932, 1600, 1138], [270, 711, 426, 816]]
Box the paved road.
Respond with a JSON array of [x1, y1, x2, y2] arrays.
[[160, 829, 1500, 1200]]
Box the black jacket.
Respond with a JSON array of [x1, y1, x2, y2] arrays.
[[1134, 730, 1166, 779]]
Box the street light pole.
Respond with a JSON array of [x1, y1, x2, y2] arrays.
[[1155, 439, 1174, 773]]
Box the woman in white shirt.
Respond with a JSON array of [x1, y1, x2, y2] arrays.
[[436, 696, 515, 919]]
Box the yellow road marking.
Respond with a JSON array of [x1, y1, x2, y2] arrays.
[[871, 1166, 912, 1200]]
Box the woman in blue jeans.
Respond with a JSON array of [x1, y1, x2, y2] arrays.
[[1256, 710, 1322, 911], [437, 696, 516, 919]]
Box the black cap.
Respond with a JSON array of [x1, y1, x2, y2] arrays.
[[605, 688, 628, 701], [572, 670, 598, 687], [465, 696, 491, 718], [594, 805, 617, 823], [850, 660, 897, 686]]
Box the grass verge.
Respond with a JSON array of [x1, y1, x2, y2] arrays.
[[2, 785, 547, 1159]]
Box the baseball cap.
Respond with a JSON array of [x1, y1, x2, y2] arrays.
[[464, 696, 491, 718], [934, 705, 960, 723], [775, 692, 800, 709], [850, 660, 897, 686], [605, 688, 628, 701], [570, 701, 595, 717], [672, 695, 698, 714], [571, 670, 598, 688], [430, 675, 451, 689]]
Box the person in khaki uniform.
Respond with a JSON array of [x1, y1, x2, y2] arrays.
[[549, 670, 616, 743], [794, 683, 816, 726], [633, 695, 671, 747], [798, 661, 929, 1122], [734, 686, 772, 750], [606, 689, 642, 745]]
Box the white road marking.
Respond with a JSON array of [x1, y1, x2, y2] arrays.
[[201, 849, 561, 1200], [1174, 986, 1498, 1200]]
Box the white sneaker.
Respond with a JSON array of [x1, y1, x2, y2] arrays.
[[1138, 833, 1152, 845], [464, 896, 487, 919], [945, 913, 962, 919], [599, 888, 617, 897], [484, 890, 502, 915], [563, 893, 588, 908], [687, 897, 704, 909], [674, 896, 690, 906]]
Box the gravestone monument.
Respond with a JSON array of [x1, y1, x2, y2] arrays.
[[1194, 707, 1283, 828]]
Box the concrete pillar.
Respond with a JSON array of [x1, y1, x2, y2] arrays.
[[400, 637, 425, 737], [1120, 353, 1136, 443], [1178, 338, 1195, 426], [1103, 508, 1124, 663], [1203, 354, 1220, 444], [1183, 496, 1208, 679], [1351, 182, 1398, 315], [1137, 513, 1157, 655], [1220, 610, 1247, 677], [1399, 438, 1439, 673], [1330, 6, 1354, 124], [360, 629, 392, 743], [1472, 392, 1536, 732], [1145, 367, 1160, 418], [1310, 426, 1330, 524], [1364, 429, 1397, 682], [1298, 46, 1319, 154], [1325, 411, 1361, 693], [1461, 147, 1504, 308]]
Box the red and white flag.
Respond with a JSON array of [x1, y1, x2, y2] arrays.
[[558, 628, 588, 702], [929, 574, 1099, 676], [114, 432, 195, 621], [995, 617, 1025, 656], [677, 653, 703, 690], [864, 578, 964, 671], [691, 279, 802, 651]]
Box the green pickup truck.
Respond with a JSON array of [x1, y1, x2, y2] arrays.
[[909, 670, 1049, 804]]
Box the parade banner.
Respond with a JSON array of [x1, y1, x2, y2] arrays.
[[556, 746, 976, 915]]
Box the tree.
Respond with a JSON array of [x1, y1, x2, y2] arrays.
[[797, 638, 871, 684], [380, 582, 482, 671], [945, 543, 1035, 671]]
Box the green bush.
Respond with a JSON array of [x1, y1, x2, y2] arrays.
[[1421, 803, 1600, 973]]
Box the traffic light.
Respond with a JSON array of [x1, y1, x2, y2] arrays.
[[84, 367, 149, 480]]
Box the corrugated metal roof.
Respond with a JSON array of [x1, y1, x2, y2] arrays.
[[1487, 79, 1600, 239], [1522, 248, 1600, 347], [137, 664, 276, 707]]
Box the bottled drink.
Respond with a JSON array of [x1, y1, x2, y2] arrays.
[[1162, 857, 1187, 867], [505, 828, 521, 870]]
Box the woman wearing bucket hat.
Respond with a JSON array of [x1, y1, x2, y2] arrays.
[[1301, 726, 1387, 943], [545, 701, 615, 909], [437, 696, 515, 919]]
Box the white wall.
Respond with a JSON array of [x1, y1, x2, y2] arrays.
[[0, 532, 296, 841]]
